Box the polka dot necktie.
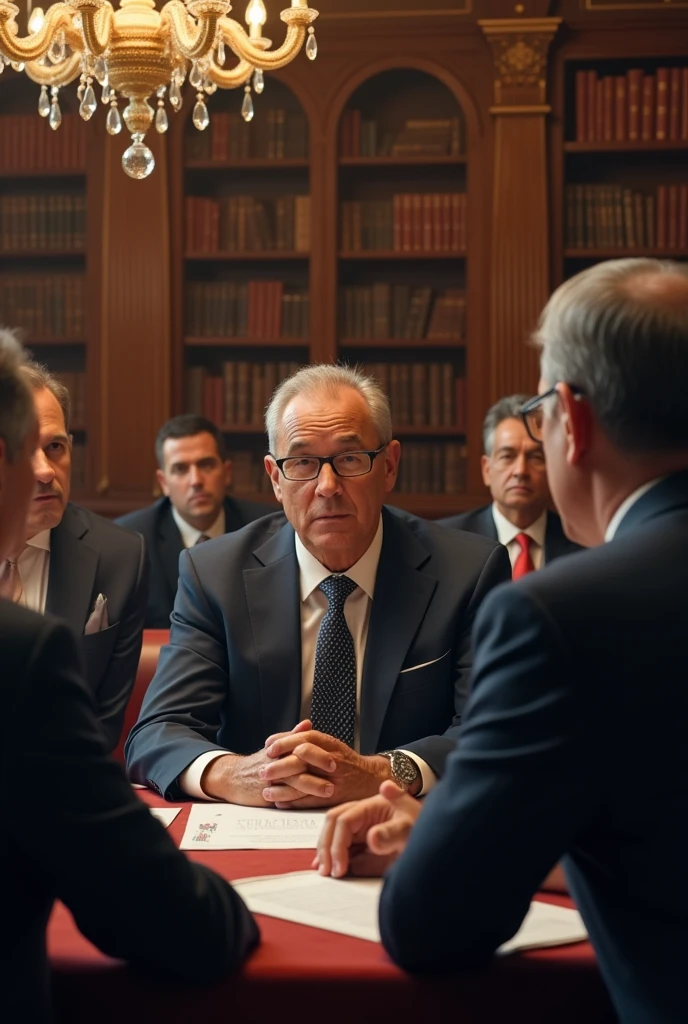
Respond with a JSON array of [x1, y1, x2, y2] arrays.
[[310, 574, 358, 747]]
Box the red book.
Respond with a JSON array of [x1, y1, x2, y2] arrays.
[[627, 69, 643, 141], [587, 70, 597, 142], [682, 69, 688, 141], [595, 77, 604, 143], [432, 193, 442, 252], [393, 194, 402, 252], [401, 194, 412, 253], [422, 194, 433, 252], [669, 68, 681, 141], [655, 68, 669, 141], [678, 185, 688, 250], [603, 77, 614, 142], [667, 186, 678, 250], [411, 193, 423, 252], [575, 70, 587, 142], [656, 185, 668, 250], [441, 194, 452, 253], [641, 74, 656, 141], [615, 76, 627, 142]]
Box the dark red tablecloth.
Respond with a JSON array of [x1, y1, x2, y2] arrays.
[[48, 791, 617, 1023]]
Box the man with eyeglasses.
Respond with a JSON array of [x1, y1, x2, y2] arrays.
[[315, 258, 688, 1024], [126, 364, 510, 807]]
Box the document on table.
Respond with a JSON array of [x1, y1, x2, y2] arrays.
[[180, 804, 328, 850], [149, 806, 181, 828], [232, 871, 588, 952]]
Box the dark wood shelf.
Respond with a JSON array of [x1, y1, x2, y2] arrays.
[[0, 167, 86, 178], [565, 248, 688, 258], [0, 249, 86, 258], [340, 336, 464, 349], [339, 250, 465, 261], [185, 336, 308, 348], [564, 141, 688, 153], [387, 493, 470, 517], [185, 159, 310, 171], [339, 155, 466, 167], [185, 251, 309, 261], [394, 426, 465, 437]]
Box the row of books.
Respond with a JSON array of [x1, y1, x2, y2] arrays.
[[186, 361, 302, 428], [0, 195, 86, 251], [185, 109, 309, 163], [341, 193, 467, 254], [185, 195, 311, 254], [395, 442, 467, 494], [362, 363, 465, 430], [186, 281, 309, 339], [573, 68, 688, 143], [0, 274, 85, 339], [565, 184, 688, 251], [340, 113, 465, 158], [228, 451, 274, 496], [55, 371, 87, 427], [341, 285, 465, 342], [0, 114, 87, 173]]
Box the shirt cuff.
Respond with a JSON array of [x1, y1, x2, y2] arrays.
[[178, 751, 228, 800], [398, 749, 436, 797]]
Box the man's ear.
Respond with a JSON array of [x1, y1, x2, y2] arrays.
[[480, 453, 491, 488], [264, 455, 283, 504], [558, 384, 592, 466], [222, 459, 232, 488], [383, 440, 401, 493], [155, 467, 170, 497]]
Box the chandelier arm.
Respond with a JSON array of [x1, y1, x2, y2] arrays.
[[79, 3, 114, 57], [24, 52, 82, 86], [161, 1, 219, 62], [207, 58, 252, 89], [218, 18, 307, 72], [0, 3, 73, 63]]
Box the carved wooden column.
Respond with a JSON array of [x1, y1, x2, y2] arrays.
[[479, 17, 560, 399]]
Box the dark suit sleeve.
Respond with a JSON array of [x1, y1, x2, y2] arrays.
[[379, 584, 602, 972], [97, 532, 149, 752], [400, 542, 512, 776], [8, 620, 259, 981]]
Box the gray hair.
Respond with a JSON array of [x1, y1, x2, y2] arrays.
[[0, 327, 36, 461], [20, 359, 71, 432], [483, 394, 533, 456], [265, 364, 393, 454], [535, 258, 688, 454]]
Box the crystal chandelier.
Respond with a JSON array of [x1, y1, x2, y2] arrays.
[[0, 0, 318, 178]]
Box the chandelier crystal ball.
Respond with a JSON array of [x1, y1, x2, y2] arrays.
[[0, 0, 318, 178]]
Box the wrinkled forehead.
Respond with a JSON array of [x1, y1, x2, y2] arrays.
[[278, 388, 377, 453]]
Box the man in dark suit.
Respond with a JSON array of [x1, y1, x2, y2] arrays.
[[14, 362, 147, 752], [316, 259, 688, 1024], [0, 328, 258, 1023], [116, 414, 274, 628], [126, 365, 510, 807], [439, 394, 581, 575]]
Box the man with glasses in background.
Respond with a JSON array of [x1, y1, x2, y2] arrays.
[[126, 365, 510, 807]]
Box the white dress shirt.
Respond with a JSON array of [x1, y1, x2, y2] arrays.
[[15, 530, 51, 613], [171, 504, 226, 547], [181, 516, 435, 799], [604, 478, 665, 542], [491, 504, 547, 571]]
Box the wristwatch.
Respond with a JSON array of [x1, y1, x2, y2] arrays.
[[380, 750, 420, 793]]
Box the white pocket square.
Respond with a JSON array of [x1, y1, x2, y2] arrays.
[[400, 649, 451, 674], [84, 593, 109, 635]]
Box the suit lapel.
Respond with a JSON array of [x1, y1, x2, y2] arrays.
[[243, 521, 302, 738], [157, 502, 185, 603], [360, 510, 437, 754], [45, 505, 98, 634], [477, 505, 499, 541]]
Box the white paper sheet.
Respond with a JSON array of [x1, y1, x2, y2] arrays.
[[180, 804, 328, 850], [232, 871, 588, 952], [149, 807, 181, 828]]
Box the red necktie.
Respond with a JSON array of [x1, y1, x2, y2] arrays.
[[512, 533, 535, 580]]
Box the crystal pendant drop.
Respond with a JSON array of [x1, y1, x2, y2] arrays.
[[241, 86, 254, 123], [156, 85, 166, 99], [192, 95, 209, 131], [48, 32, 65, 64], [49, 99, 62, 131], [79, 83, 97, 121], [217, 39, 225, 67], [101, 83, 112, 104], [169, 78, 182, 111], [155, 104, 169, 133], [305, 29, 317, 61], [122, 134, 155, 180], [38, 85, 50, 118], [175, 65, 186, 86], [189, 62, 203, 89], [204, 78, 217, 96], [253, 69, 264, 94], [94, 56, 108, 87], [106, 104, 122, 135]]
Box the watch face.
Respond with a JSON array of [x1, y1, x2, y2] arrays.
[[391, 752, 419, 786]]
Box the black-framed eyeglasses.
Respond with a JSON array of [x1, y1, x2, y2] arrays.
[[520, 385, 585, 442], [269, 444, 388, 482]]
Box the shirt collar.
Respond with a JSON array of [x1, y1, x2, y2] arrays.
[[604, 478, 666, 542], [26, 529, 51, 553], [491, 503, 547, 549], [171, 503, 226, 548], [295, 516, 384, 602]]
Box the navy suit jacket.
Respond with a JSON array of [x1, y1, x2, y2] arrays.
[[125, 507, 511, 799], [116, 494, 274, 628], [438, 504, 583, 564], [47, 503, 148, 752], [380, 473, 688, 1024], [2, 599, 258, 1023]]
